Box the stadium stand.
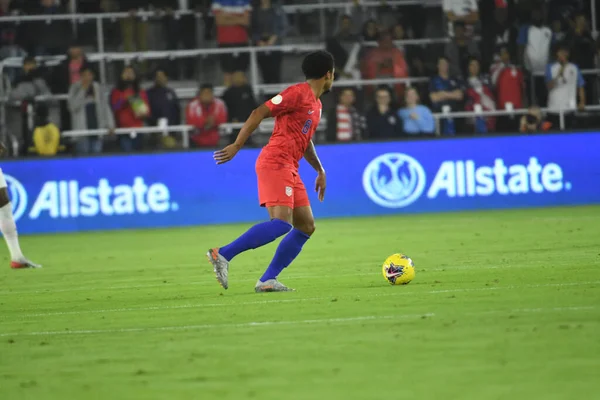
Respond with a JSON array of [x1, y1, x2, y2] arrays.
[[0, 0, 598, 156]]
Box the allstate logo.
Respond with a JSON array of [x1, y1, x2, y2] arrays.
[[362, 153, 426, 208], [5, 174, 27, 221]]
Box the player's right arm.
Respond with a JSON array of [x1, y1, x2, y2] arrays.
[[213, 104, 271, 165], [214, 87, 299, 165]]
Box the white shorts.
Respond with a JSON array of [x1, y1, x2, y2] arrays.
[[0, 168, 6, 188]]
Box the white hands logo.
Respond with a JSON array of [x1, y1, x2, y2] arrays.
[[5, 174, 27, 221], [362, 153, 426, 208]]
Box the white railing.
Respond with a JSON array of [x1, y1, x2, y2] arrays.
[[0, 1, 423, 22], [53, 106, 600, 153], [60, 118, 325, 149], [0, 43, 326, 97], [0, 76, 430, 107]]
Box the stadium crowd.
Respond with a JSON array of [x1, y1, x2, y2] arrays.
[[0, 0, 599, 156]]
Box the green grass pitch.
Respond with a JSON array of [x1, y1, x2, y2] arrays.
[[1, 206, 599, 400]]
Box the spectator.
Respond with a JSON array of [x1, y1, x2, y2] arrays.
[[362, 19, 379, 42], [8, 56, 51, 154], [490, 46, 525, 132], [326, 87, 366, 142], [362, 30, 409, 100], [160, 0, 201, 79], [545, 44, 585, 130], [398, 87, 435, 135], [25, 0, 69, 56], [222, 71, 256, 123], [520, 105, 552, 133], [120, 1, 149, 65], [393, 22, 425, 77], [547, 0, 585, 24], [0, 0, 27, 82], [391, 21, 429, 99], [465, 57, 496, 134], [186, 84, 228, 147], [518, 7, 553, 106], [567, 13, 596, 105], [213, 0, 252, 86], [365, 86, 402, 140], [147, 68, 180, 127], [429, 56, 464, 135], [68, 65, 114, 155], [373, 0, 402, 31], [481, 4, 518, 70], [52, 42, 87, 132], [110, 66, 150, 152], [146, 67, 180, 149], [445, 21, 480, 79], [327, 14, 361, 80], [252, 0, 287, 84], [551, 18, 567, 44], [331, 0, 366, 38], [443, 0, 479, 37]]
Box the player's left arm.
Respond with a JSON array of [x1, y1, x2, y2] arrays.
[[304, 140, 326, 202]]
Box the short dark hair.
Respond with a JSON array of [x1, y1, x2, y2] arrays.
[[375, 85, 392, 95], [80, 63, 95, 74], [556, 42, 569, 53], [154, 67, 168, 77], [437, 55, 449, 63], [301, 51, 335, 80], [199, 83, 214, 93]]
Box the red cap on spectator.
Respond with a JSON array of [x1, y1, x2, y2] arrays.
[[495, 0, 507, 8]]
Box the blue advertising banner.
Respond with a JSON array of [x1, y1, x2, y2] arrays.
[[3, 132, 600, 234]]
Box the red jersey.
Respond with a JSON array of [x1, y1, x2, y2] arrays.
[[490, 62, 524, 110], [258, 83, 322, 171], [212, 0, 251, 45], [186, 98, 228, 147], [110, 87, 149, 129]]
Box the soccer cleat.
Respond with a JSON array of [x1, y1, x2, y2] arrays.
[[10, 259, 42, 269], [206, 248, 229, 289], [255, 279, 295, 293]]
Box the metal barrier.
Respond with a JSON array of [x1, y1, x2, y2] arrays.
[[0, 1, 422, 22], [54, 106, 600, 152]]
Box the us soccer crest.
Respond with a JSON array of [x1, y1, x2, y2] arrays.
[[285, 186, 293, 197]]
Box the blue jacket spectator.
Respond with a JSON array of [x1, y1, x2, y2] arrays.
[[147, 68, 181, 148], [365, 86, 402, 139], [429, 56, 463, 135], [251, 0, 286, 84], [398, 87, 435, 135], [147, 69, 181, 127]]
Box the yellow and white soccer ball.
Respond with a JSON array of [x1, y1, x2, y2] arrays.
[[382, 253, 415, 285]]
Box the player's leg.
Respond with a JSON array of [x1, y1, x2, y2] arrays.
[[0, 170, 40, 269], [256, 178, 314, 292], [217, 205, 293, 261], [206, 169, 294, 289]]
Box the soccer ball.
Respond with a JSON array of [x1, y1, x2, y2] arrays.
[[382, 253, 415, 285]]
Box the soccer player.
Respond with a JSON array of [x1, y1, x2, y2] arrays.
[[207, 50, 335, 292], [0, 145, 41, 269]]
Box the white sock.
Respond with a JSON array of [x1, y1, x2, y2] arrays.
[[0, 203, 24, 261]]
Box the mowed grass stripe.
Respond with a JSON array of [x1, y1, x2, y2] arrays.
[[4, 280, 599, 320], [2, 305, 597, 338]]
